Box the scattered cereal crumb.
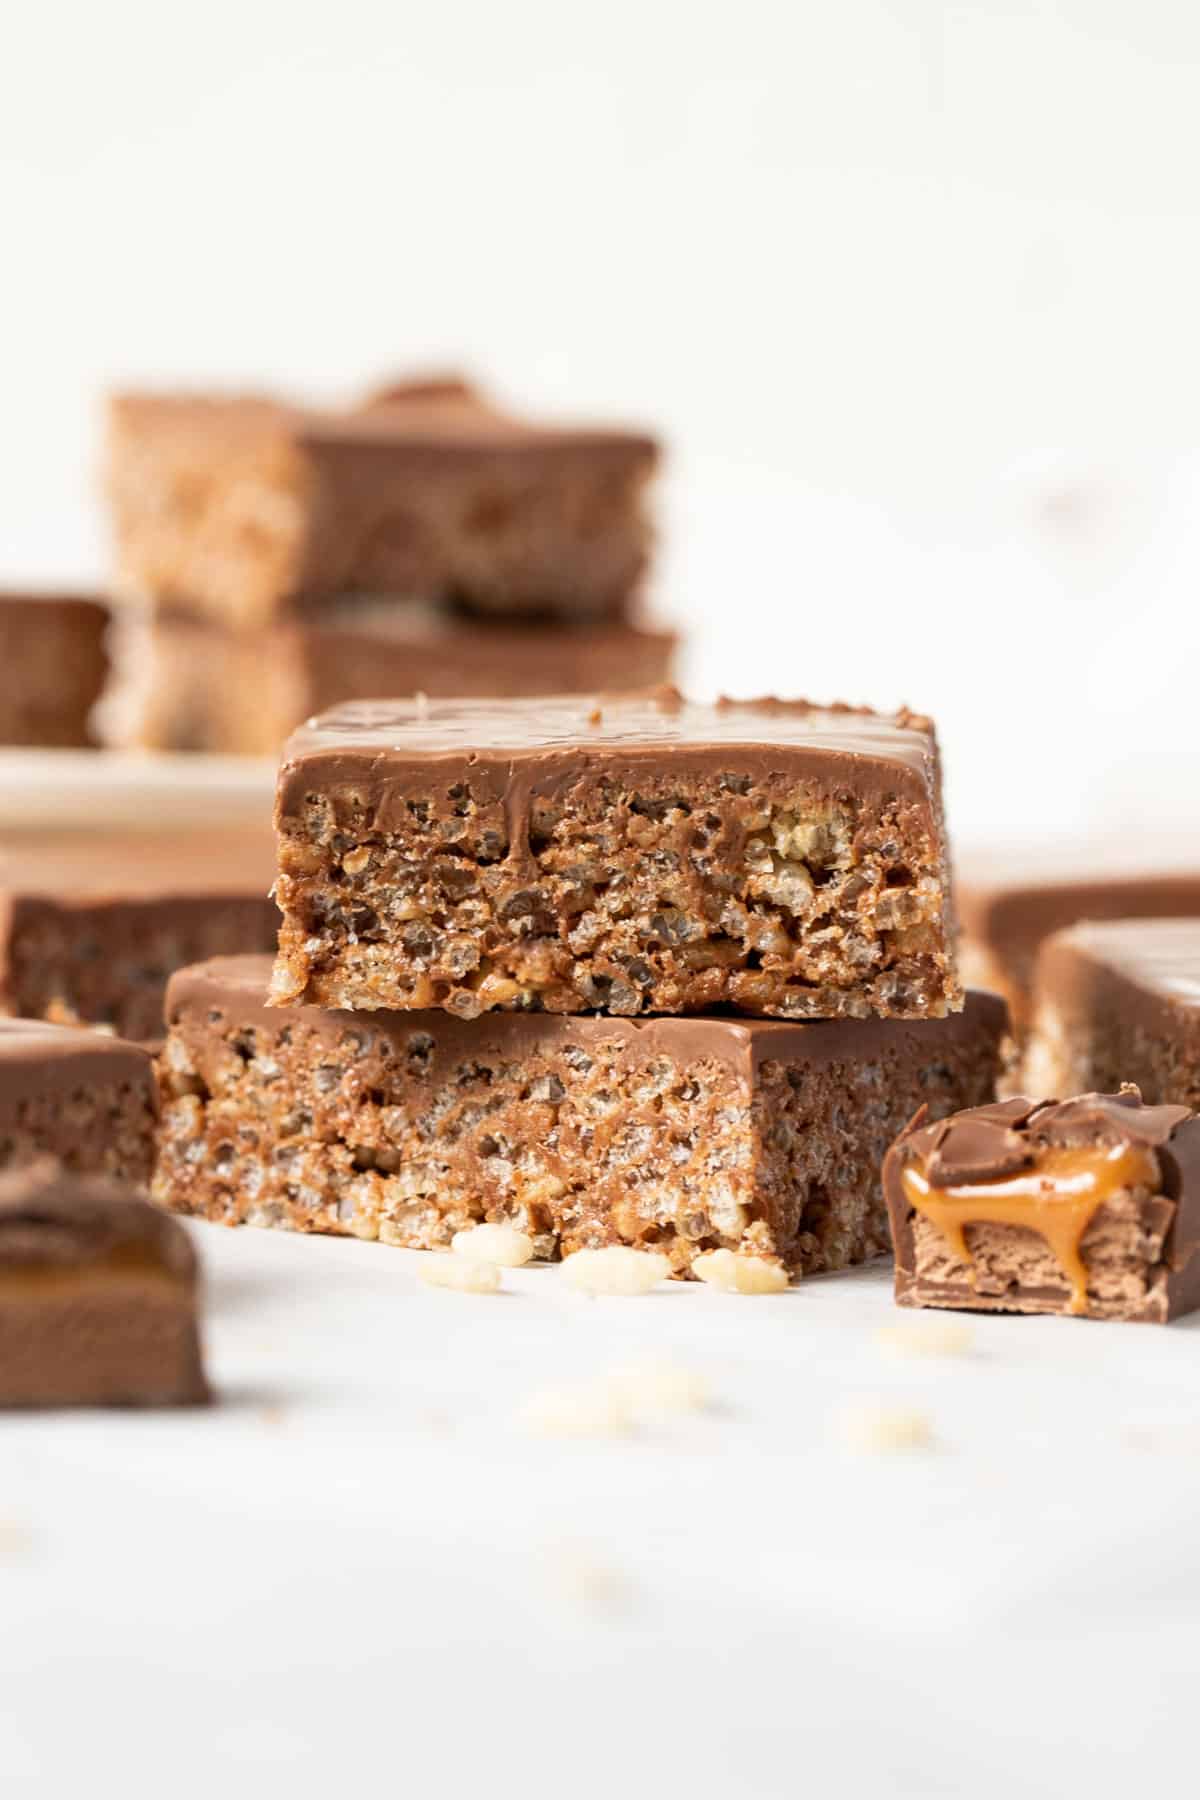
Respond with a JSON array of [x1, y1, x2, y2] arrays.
[[0, 1521, 34, 1559], [587, 706, 603, 726], [541, 1540, 636, 1616], [693, 1249, 789, 1295], [875, 1321, 973, 1358], [418, 1254, 501, 1294], [562, 1247, 670, 1297], [605, 1359, 713, 1417], [519, 1381, 634, 1438], [452, 1222, 534, 1267], [839, 1403, 934, 1452]]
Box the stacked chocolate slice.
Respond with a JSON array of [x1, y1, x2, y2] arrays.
[[156, 688, 1007, 1281], [104, 377, 675, 754]]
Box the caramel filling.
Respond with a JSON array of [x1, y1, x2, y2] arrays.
[[0, 1245, 184, 1300], [901, 1141, 1159, 1314]]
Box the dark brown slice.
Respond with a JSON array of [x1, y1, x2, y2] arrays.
[[0, 829, 279, 1041], [884, 1088, 1200, 1322], [0, 594, 110, 748], [106, 378, 659, 627], [0, 1160, 208, 1407], [157, 953, 1006, 1278], [271, 689, 960, 1021], [133, 607, 677, 755]]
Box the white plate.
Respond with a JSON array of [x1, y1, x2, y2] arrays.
[[0, 749, 276, 832]]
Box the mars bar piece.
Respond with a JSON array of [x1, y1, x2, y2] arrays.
[[135, 608, 677, 756], [158, 955, 1006, 1277], [0, 1017, 156, 1186], [884, 1087, 1200, 1322], [1026, 919, 1200, 1110], [271, 690, 961, 1021], [0, 829, 279, 1041], [957, 863, 1200, 1034], [0, 594, 109, 748], [0, 1160, 208, 1407], [106, 379, 658, 627]]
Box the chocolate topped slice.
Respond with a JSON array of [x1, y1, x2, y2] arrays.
[[106, 378, 659, 627], [0, 593, 110, 748], [884, 1085, 1200, 1322], [0, 1015, 156, 1188], [0, 828, 279, 1041], [1027, 918, 1200, 1111], [271, 689, 960, 1022], [158, 954, 1007, 1278], [132, 607, 677, 756], [0, 1160, 209, 1408], [957, 861, 1200, 1034]]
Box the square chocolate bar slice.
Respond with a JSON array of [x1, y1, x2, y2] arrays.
[[0, 593, 109, 748], [957, 861, 1200, 1034], [0, 1017, 156, 1186], [271, 691, 960, 1021], [884, 1088, 1200, 1322], [1026, 918, 1200, 1110], [158, 954, 1006, 1277], [0, 1161, 208, 1407], [0, 829, 279, 1041], [107, 379, 658, 627], [134, 608, 677, 756]]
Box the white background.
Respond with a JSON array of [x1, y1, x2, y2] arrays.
[[3, 0, 1200, 846], [3, 6, 1200, 1794]]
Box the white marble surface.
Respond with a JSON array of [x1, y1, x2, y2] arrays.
[[3, 1219, 1198, 1798]]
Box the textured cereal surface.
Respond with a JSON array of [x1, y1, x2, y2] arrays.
[[274, 756, 958, 1021]]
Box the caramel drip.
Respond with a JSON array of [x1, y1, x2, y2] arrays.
[[901, 1141, 1160, 1314]]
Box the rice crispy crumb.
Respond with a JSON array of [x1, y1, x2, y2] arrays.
[[875, 1320, 974, 1358], [839, 1403, 934, 1452], [418, 1254, 502, 1294], [451, 1222, 535, 1267], [562, 1247, 671, 1297], [692, 1248, 789, 1295]]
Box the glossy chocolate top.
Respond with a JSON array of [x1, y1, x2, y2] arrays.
[[1041, 918, 1200, 1010], [112, 378, 657, 465], [0, 1159, 196, 1279], [896, 1087, 1195, 1188], [0, 1017, 154, 1106], [277, 689, 939, 826], [168, 954, 1004, 1079]]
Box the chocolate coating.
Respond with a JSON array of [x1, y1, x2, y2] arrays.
[[277, 688, 940, 838], [0, 1016, 155, 1111], [170, 952, 1003, 1078], [886, 1087, 1200, 1321]]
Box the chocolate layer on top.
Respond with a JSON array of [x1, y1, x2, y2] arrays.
[[114, 382, 657, 468], [957, 863, 1200, 1031], [899, 1090, 1194, 1181], [0, 829, 279, 1040], [170, 953, 1003, 1080], [1028, 918, 1200, 1109], [0, 1016, 154, 1111], [108, 377, 659, 625], [277, 689, 940, 837]]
